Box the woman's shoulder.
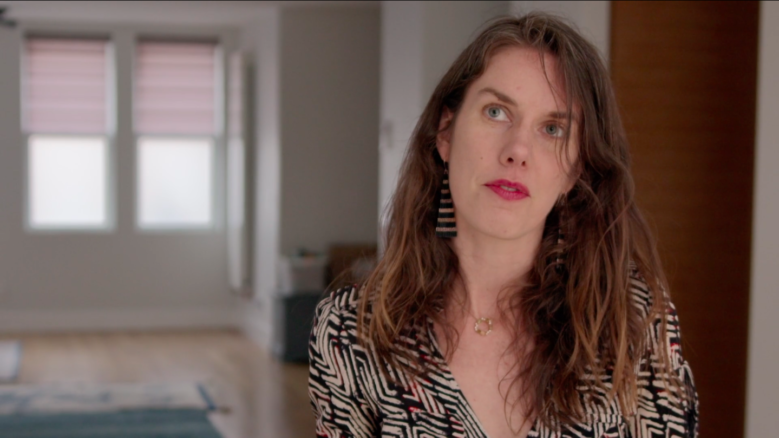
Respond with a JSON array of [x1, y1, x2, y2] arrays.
[[626, 264, 658, 318], [627, 265, 682, 330], [316, 284, 362, 316], [627, 265, 684, 348], [312, 285, 363, 343], [625, 266, 699, 435]]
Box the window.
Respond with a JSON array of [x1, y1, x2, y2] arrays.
[[134, 40, 218, 229], [137, 136, 213, 227], [23, 37, 112, 230]]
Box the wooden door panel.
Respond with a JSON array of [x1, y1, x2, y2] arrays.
[[610, 2, 758, 437]]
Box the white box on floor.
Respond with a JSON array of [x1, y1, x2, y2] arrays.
[[277, 255, 328, 295]]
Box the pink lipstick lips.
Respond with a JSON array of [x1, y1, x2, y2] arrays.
[[485, 179, 530, 201]]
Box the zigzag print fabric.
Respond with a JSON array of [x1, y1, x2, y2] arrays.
[[309, 273, 699, 437]]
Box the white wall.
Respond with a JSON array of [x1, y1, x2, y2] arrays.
[[420, 1, 510, 100], [378, 1, 423, 233], [239, 5, 381, 348], [240, 5, 381, 348], [239, 7, 283, 347], [279, 6, 380, 256], [746, 1, 779, 435]]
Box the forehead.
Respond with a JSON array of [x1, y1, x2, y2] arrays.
[[469, 45, 568, 109]]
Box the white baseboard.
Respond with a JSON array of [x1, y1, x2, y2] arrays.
[[0, 307, 241, 333]]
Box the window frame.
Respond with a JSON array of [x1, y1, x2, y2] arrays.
[[20, 34, 117, 233], [131, 38, 224, 233]]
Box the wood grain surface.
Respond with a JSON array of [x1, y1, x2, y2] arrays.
[[611, 2, 759, 436], [0, 330, 313, 438]]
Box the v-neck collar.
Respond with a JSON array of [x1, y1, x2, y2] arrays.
[[425, 316, 543, 438]]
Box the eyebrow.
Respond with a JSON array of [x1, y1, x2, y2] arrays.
[[548, 111, 576, 121], [478, 87, 517, 106], [477, 87, 579, 122]]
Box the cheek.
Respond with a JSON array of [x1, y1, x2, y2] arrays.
[[536, 157, 574, 203], [447, 161, 470, 205], [548, 140, 578, 185], [447, 138, 486, 185]]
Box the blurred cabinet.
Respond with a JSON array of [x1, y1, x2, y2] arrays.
[[272, 292, 323, 363]]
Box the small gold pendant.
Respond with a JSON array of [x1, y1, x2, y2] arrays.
[[474, 317, 493, 336]]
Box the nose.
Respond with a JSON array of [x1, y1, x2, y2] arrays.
[[499, 122, 531, 167]]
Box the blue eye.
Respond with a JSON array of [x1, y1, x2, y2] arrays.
[[545, 124, 564, 137], [485, 106, 506, 120]]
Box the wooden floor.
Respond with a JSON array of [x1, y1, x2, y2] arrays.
[[0, 330, 314, 438]]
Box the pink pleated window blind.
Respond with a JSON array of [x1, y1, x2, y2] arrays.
[[134, 40, 218, 135], [24, 37, 109, 134]]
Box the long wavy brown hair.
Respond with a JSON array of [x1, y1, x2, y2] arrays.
[[357, 13, 680, 426]]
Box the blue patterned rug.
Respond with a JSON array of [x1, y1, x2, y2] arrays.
[[0, 383, 222, 437], [0, 382, 216, 414], [0, 408, 222, 438]]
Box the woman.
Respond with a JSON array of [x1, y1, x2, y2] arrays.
[[309, 14, 698, 438]]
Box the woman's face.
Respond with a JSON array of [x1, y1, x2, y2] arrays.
[[436, 46, 579, 245]]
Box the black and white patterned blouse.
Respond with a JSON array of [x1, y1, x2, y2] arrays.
[[308, 272, 699, 437]]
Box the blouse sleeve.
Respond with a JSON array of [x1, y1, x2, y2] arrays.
[[632, 297, 700, 438], [308, 290, 377, 437]]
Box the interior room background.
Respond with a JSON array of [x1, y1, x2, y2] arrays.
[[0, 1, 775, 437]]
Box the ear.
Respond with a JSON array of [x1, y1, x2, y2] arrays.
[[436, 108, 455, 163]]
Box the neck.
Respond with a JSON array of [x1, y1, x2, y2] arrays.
[[449, 225, 541, 320]]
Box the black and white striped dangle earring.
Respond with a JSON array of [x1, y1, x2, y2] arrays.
[[435, 162, 457, 238]]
